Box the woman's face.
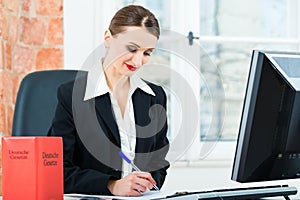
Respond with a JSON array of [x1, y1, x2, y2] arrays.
[[104, 26, 158, 76]]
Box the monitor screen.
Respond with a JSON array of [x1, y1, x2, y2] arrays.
[[231, 50, 300, 183]]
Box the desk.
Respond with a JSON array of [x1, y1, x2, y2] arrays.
[[63, 195, 299, 200], [0, 194, 298, 200], [63, 188, 300, 200], [1, 187, 299, 200]]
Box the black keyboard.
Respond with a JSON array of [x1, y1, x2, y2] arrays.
[[165, 185, 298, 199]]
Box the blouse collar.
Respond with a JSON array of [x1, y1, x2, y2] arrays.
[[84, 60, 155, 101]]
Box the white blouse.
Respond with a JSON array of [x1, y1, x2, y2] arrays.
[[84, 61, 155, 177]]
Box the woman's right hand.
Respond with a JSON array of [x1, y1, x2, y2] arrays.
[[107, 171, 157, 196]]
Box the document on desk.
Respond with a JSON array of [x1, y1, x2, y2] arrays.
[[64, 190, 176, 200]]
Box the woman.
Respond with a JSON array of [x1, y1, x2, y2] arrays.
[[49, 5, 169, 196]]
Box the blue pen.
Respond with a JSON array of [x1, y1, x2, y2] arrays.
[[118, 151, 159, 191]]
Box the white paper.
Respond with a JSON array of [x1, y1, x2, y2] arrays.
[[64, 190, 176, 200]]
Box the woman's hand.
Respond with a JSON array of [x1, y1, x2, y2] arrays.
[[107, 171, 157, 196]]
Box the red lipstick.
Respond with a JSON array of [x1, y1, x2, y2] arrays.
[[125, 63, 137, 71]]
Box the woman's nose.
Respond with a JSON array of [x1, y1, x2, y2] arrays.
[[132, 52, 143, 67]]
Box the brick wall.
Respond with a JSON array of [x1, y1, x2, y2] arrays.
[[0, 0, 64, 194], [0, 0, 63, 135]]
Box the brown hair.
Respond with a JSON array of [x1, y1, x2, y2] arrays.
[[109, 5, 160, 39]]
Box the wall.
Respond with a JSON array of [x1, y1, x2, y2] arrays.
[[0, 0, 64, 136], [164, 165, 237, 191], [0, 0, 64, 193], [64, 0, 116, 69]]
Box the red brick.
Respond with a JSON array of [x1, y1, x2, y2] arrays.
[[22, 0, 31, 14], [48, 18, 63, 45], [0, 73, 3, 101], [0, 103, 6, 133], [13, 45, 35, 73], [36, 48, 63, 70], [5, 42, 11, 70], [36, 0, 63, 16], [9, 14, 18, 43], [0, 7, 3, 37], [0, 40, 3, 69], [1, 9, 8, 40], [0, 72, 13, 103], [12, 74, 22, 105], [6, 0, 19, 13], [7, 104, 14, 135], [20, 17, 46, 45]]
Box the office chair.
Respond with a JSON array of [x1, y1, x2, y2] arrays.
[[12, 70, 81, 136]]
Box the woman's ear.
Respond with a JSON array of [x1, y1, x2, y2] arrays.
[[104, 29, 112, 48]]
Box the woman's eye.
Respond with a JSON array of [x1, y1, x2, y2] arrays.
[[127, 46, 137, 53], [144, 52, 151, 56]]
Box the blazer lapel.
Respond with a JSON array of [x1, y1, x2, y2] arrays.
[[93, 89, 153, 150], [132, 89, 153, 151], [94, 94, 121, 146], [133, 89, 151, 127]]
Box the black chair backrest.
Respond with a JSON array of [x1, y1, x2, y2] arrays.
[[12, 70, 80, 136]]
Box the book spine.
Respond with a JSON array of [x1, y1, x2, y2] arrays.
[[36, 137, 64, 200]]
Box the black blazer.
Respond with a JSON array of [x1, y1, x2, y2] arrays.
[[49, 74, 169, 195]]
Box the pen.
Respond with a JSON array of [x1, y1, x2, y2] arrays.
[[118, 151, 159, 191]]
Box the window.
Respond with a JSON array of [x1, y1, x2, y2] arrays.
[[200, 0, 300, 142], [116, 0, 300, 162], [65, 0, 300, 163]]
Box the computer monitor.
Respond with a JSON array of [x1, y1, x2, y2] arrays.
[[232, 50, 300, 183]]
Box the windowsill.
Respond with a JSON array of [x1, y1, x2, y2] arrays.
[[169, 141, 237, 168], [171, 159, 233, 168]]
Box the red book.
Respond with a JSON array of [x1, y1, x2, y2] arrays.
[[2, 137, 64, 200]]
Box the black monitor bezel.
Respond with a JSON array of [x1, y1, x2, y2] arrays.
[[232, 50, 300, 183]]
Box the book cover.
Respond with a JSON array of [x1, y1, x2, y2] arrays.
[[2, 137, 63, 200]]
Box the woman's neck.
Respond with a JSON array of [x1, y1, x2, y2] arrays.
[[103, 64, 129, 94], [103, 62, 130, 117]]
